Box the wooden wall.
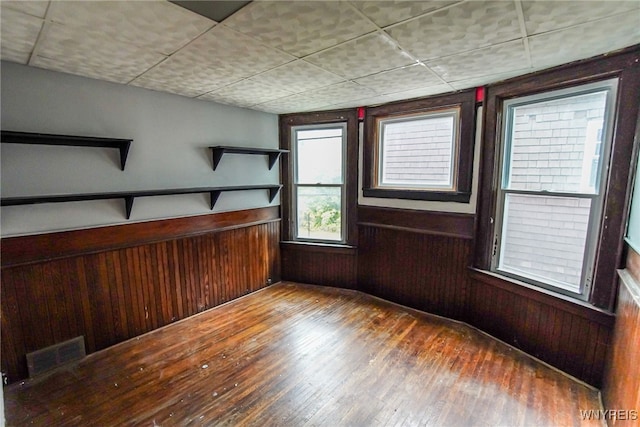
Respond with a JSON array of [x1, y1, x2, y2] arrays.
[[355, 207, 612, 387], [358, 226, 470, 321], [1, 207, 280, 384], [603, 246, 640, 424], [281, 243, 357, 290], [467, 270, 613, 388]]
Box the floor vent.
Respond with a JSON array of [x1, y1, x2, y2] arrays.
[[26, 336, 86, 378]]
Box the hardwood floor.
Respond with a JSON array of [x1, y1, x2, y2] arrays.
[[4, 282, 604, 426]]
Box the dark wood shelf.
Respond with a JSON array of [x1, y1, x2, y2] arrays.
[[1, 130, 132, 170], [209, 146, 288, 171], [1, 185, 282, 219]]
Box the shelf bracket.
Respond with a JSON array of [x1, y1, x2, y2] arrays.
[[124, 196, 135, 219], [119, 141, 131, 171], [268, 152, 281, 170], [209, 191, 222, 210], [211, 148, 225, 171], [268, 186, 281, 203]]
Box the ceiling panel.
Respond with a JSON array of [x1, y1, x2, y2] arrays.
[[47, 0, 214, 56], [522, 0, 640, 36], [427, 40, 529, 82], [528, 11, 640, 68], [222, 1, 377, 57], [199, 79, 295, 107], [131, 72, 217, 98], [326, 83, 455, 110], [305, 32, 415, 79], [448, 69, 535, 91], [254, 93, 331, 114], [354, 64, 444, 94], [0, 7, 43, 64], [351, 0, 461, 28], [33, 22, 166, 84], [387, 1, 522, 60], [162, 26, 295, 79], [131, 25, 296, 97], [247, 60, 345, 94], [1, 0, 49, 18]]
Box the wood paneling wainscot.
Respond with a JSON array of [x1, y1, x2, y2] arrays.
[[357, 207, 474, 323], [281, 242, 357, 290], [468, 270, 613, 388], [603, 246, 640, 425], [1, 207, 281, 384], [356, 206, 614, 387]]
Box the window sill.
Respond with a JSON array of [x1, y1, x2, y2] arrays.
[[468, 268, 614, 325], [363, 188, 471, 203], [280, 240, 357, 255]]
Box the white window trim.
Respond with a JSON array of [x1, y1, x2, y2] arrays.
[[291, 122, 347, 244], [491, 78, 619, 300]]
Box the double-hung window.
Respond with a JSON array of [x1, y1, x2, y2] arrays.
[[492, 79, 618, 299], [291, 123, 346, 243]]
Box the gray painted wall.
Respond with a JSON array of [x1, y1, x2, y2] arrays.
[[0, 61, 280, 237]]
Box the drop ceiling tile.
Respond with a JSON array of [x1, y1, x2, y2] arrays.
[[223, 1, 377, 57], [131, 55, 239, 96], [330, 83, 455, 109], [352, 0, 461, 28], [32, 55, 139, 85], [47, 0, 214, 56], [354, 64, 443, 94], [254, 93, 332, 114], [382, 84, 455, 103], [302, 81, 377, 106], [33, 22, 166, 84], [426, 40, 528, 82], [305, 32, 415, 79], [165, 26, 296, 79], [0, 8, 43, 62], [1, 0, 48, 18], [247, 60, 345, 94], [448, 69, 532, 90], [198, 94, 253, 109], [522, 1, 640, 36], [130, 75, 212, 98], [1, 47, 31, 65], [529, 12, 640, 68], [387, 1, 521, 60], [199, 79, 295, 106]]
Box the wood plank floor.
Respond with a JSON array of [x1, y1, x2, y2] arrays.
[[4, 282, 604, 426]]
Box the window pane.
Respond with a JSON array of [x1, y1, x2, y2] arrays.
[[506, 91, 608, 194], [296, 187, 342, 241], [499, 193, 591, 293], [296, 129, 343, 184], [380, 112, 456, 189]]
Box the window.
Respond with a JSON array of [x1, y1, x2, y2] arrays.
[[363, 89, 475, 202], [292, 123, 346, 243], [377, 108, 459, 191], [492, 79, 618, 299]]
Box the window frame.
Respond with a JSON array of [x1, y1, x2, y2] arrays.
[[474, 47, 640, 310], [491, 79, 619, 300], [291, 122, 347, 244], [279, 109, 359, 247], [363, 89, 476, 202]]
